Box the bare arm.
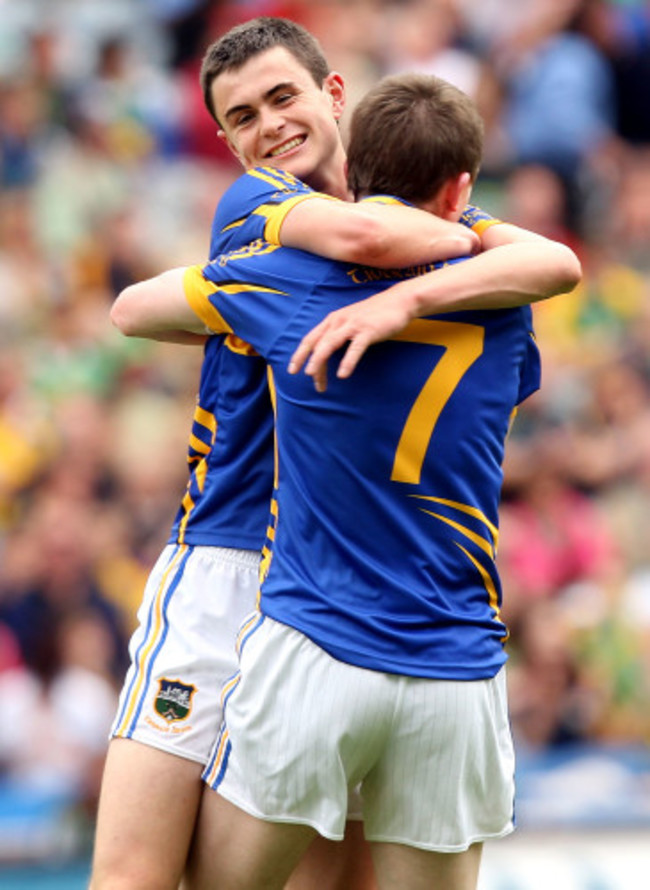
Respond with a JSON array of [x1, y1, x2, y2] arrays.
[[278, 196, 479, 266], [289, 236, 581, 392], [110, 268, 209, 339]]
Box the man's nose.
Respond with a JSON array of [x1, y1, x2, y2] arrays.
[[259, 106, 285, 136]]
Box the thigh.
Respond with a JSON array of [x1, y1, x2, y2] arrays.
[[186, 787, 316, 890], [90, 737, 203, 890], [112, 544, 260, 764], [285, 821, 377, 890], [362, 668, 515, 851], [371, 840, 483, 890]]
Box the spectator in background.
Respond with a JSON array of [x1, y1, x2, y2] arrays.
[[0, 607, 119, 829], [0, 493, 128, 682], [492, 0, 618, 227], [506, 598, 604, 750]]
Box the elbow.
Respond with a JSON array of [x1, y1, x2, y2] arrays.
[[556, 245, 583, 295], [448, 228, 480, 258], [110, 288, 140, 337]]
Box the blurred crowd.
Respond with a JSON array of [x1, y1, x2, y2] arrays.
[[1, 0, 650, 861]]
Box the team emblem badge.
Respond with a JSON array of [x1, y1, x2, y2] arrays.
[[154, 678, 196, 722]]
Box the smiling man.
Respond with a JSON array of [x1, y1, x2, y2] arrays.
[[89, 19, 482, 890], [92, 16, 580, 890], [110, 66, 581, 890], [203, 27, 348, 198]]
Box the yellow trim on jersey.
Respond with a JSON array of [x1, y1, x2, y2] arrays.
[[260, 193, 334, 244], [184, 266, 233, 333], [226, 240, 281, 261], [471, 217, 504, 235], [456, 543, 508, 640], [189, 432, 210, 455], [195, 404, 217, 435], [178, 490, 195, 544], [225, 334, 258, 356], [418, 508, 495, 559], [250, 166, 301, 190], [411, 494, 499, 548], [184, 266, 288, 332], [267, 367, 279, 488], [221, 216, 246, 232], [194, 457, 208, 492]]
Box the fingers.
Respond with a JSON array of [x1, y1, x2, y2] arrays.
[[288, 316, 354, 389], [312, 365, 328, 393], [304, 331, 347, 388], [288, 326, 323, 374], [287, 309, 369, 391], [335, 336, 370, 379]]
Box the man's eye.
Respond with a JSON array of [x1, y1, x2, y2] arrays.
[[236, 113, 253, 127], [276, 93, 294, 105]]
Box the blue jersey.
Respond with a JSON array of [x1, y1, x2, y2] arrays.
[[183, 231, 541, 681], [168, 168, 323, 549]]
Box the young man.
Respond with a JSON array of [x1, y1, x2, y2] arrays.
[[95, 16, 580, 890], [111, 71, 581, 890], [87, 19, 499, 890]]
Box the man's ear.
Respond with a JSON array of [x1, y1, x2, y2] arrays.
[[446, 172, 473, 215], [217, 128, 245, 167], [323, 71, 346, 121]]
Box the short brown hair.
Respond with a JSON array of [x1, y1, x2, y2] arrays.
[[200, 17, 330, 124], [346, 74, 484, 204]]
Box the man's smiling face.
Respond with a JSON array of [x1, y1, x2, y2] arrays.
[[212, 46, 345, 191]]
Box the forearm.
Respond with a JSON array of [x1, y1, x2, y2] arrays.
[[138, 331, 209, 345], [399, 241, 581, 317], [111, 268, 208, 338], [279, 198, 479, 267]]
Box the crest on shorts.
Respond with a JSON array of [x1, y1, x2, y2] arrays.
[[154, 678, 196, 722]]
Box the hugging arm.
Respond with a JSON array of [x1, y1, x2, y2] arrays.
[[110, 268, 212, 340], [277, 196, 479, 266], [289, 233, 581, 392]]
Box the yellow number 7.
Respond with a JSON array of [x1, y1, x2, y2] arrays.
[[391, 319, 484, 485]]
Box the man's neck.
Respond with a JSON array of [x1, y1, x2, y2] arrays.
[[307, 148, 350, 201]]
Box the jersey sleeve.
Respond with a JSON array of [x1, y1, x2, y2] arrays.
[[210, 166, 336, 256], [183, 265, 233, 334], [183, 255, 294, 359], [460, 204, 504, 235]]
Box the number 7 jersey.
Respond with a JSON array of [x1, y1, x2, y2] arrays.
[[184, 194, 541, 681]]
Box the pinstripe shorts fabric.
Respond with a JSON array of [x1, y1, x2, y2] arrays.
[[111, 543, 260, 764], [203, 615, 515, 851]]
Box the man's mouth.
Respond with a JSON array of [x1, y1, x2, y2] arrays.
[[267, 136, 305, 158]]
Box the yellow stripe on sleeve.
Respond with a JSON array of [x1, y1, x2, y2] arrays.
[[261, 193, 337, 245], [471, 217, 504, 235], [183, 266, 233, 334]]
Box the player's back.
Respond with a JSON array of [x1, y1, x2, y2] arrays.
[[187, 240, 540, 680]]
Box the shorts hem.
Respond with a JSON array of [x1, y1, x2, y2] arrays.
[[364, 821, 515, 853], [214, 786, 344, 841], [110, 731, 209, 767]]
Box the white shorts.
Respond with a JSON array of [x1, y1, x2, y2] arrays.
[[203, 616, 515, 852], [111, 543, 260, 765]]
